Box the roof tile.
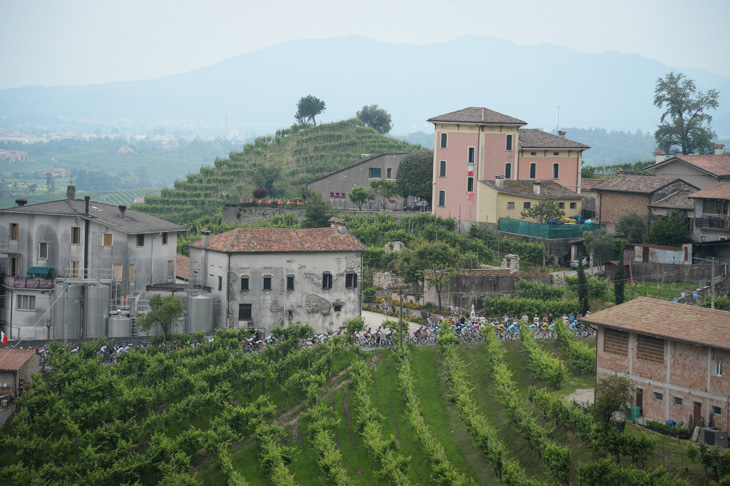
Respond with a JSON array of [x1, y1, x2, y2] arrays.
[[480, 180, 581, 199], [688, 181, 730, 200], [592, 175, 688, 194], [189, 227, 367, 253], [0, 349, 37, 371], [518, 129, 590, 149], [428, 107, 526, 125]]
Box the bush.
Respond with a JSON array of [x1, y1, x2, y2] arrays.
[[483, 296, 580, 318], [517, 279, 563, 300], [644, 420, 692, 439]]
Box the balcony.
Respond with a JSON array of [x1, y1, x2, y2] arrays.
[[697, 215, 730, 231], [3, 277, 54, 289]]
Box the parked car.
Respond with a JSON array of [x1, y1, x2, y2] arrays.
[[405, 201, 430, 211], [570, 256, 589, 269]]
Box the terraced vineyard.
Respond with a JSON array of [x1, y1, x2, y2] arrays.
[[1, 325, 712, 485], [95, 188, 161, 206], [136, 119, 419, 224]]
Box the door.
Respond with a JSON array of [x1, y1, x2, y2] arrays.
[[636, 388, 643, 411], [694, 402, 702, 427]]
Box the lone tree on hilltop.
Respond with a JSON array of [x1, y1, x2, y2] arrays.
[[356, 104, 393, 134], [654, 72, 719, 155], [395, 150, 433, 205], [295, 95, 326, 126], [520, 197, 565, 224], [138, 294, 184, 351]]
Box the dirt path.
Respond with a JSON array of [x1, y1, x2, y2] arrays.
[[563, 388, 594, 406]]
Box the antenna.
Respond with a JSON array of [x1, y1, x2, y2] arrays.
[[556, 106, 561, 132]]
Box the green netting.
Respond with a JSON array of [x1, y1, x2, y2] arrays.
[[498, 218, 598, 239]]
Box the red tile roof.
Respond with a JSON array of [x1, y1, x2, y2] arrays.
[[592, 175, 687, 194], [0, 348, 37, 371], [518, 129, 590, 149], [646, 154, 730, 178], [427, 107, 526, 125], [688, 181, 730, 200], [188, 227, 367, 253], [176, 254, 190, 280], [580, 298, 730, 351]]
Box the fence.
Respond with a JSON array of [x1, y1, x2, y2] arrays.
[[498, 218, 598, 239]]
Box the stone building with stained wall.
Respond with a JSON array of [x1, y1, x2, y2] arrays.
[[187, 219, 367, 334]]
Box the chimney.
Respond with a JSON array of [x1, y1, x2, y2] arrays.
[[361, 154, 370, 162], [66, 185, 76, 200], [715, 143, 725, 155], [15, 198, 27, 207], [118, 205, 127, 219], [558, 130, 566, 138], [533, 181, 541, 195], [84, 196, 90, 217], [495, 174, 504, 189], [201, 228, 211, 249], [329, 217, 347, 234], [654, 149, 666, 164]]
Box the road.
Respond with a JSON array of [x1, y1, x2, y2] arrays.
[[361, 310, 422, 334]]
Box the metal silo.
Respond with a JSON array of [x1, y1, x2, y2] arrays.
[[108, 316, 131, 338], [189, 293, 214, 333], [85, 285, 110, 339], [58, 285, 82, 342]]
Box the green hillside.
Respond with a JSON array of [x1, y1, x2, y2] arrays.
[[136, 119, 420, 224]]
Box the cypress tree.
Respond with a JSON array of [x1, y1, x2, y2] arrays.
[[577, 256, 589, 315], [614, 252, 626, 305]]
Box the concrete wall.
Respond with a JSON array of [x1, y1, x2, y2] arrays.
[[189, 248, 364, 334], [596, 327, 730, 430], [649, 162, 718, 190]]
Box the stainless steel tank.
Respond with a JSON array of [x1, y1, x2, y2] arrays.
[[85, 285, 110, 338], [108, 316, 131, 338], [189, 293, 214, 334]]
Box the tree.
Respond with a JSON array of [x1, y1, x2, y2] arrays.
[[301, 193, 332, 228], [138, 294, 184, 350], [46, 172, 55, 194], [251, 161, 282, 197], [348, 186, 371, 210], [583, 228, 616, 265], [521, 198, 565, 224], [356, 104, 392, 134], [594, 374, 634, 432], [654, 72, 719, 155], [581, 165, 598, 179], [395, 150, 433, 204], [614, 252, 626, 305], [646, 209, 691, 246], [295, 95, 326, 126], [369, 179, 399, 210], [28, 183, 38, 194], [576, 256, 589, 315], [252, 187, 268, 199], [617, 212, 646, 243], [396, 241, 459, 309]]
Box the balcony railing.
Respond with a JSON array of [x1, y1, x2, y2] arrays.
[[697, 215, 730, 230], [3, 277, 54, 289]]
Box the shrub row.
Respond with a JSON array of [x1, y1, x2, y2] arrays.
[[553, 320, 595, 373], [304, 400, 351, 485], [437, 331, 544, 486], [519, 326, 566, 389], [483, 330, 571, 482], [256, 423, 297, 486], [644, 420, 692, 440]]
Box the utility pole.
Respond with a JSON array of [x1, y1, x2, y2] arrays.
[[711, 257, 715, 309]]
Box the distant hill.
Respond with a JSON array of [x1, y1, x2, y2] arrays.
[[1, 35, 728, 137], [137, 119, 419, 224]]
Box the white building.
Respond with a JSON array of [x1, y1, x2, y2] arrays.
[[0, 186, 186, 342], [187, 218, 367, 334]]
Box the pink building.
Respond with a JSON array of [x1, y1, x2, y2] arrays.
[[428, 107, 589, 223]]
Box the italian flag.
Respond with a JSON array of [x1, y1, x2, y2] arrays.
[[1, 330, 7, 346], [468, 163, 474, 176]]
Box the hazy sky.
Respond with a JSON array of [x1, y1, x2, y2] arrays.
[[1, 0, 729, 90]]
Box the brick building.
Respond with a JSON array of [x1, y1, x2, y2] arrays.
[[0, 348, 40, 396], [583, 298, 730, 430]]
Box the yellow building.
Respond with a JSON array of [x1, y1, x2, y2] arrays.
[[477, 178, 582, 223]]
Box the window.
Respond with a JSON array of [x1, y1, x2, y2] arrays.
[[263, 276, 272, 290], [468, 147, 475, 163], [9, 256, 18, 277], [39, 242, 48, 260], [238, 303, 252, 320], [440, 132, 448, 149], [523, 202, 531, 209], [505, 163, 512, 179], [333, 304, 343, 312], [70, 260, 80, 278], [113, 264, 123, 281], [137, 234, 145, 247], [71, 227, 81, 245], [9, 223, 19, 241], [604, 329, 629, 355], [467, 177, 474, 192], [438, 190, 445, 207], [712, 406, 722, 415], [530, 151, 537, 156], [553, 163, 560, 179], [506, 134, 513, 151], [570, 202, 577, 209], [322, 273, 333, 289], [167, 260, 174, 280], [17, 295, 35, 311], [103, 233, 112, 247], [162, 232, 168, 245], [129, 264, 135, 281], [287, 275, 295, 290], [218, 276, 223, 291], [701, 235, 708, 242], [703, 199, 730, 215], [346, 272, 358, 288], [369, 168, 381, 178], [637, 335, 664, 363], [674, 397, 683, 406], [713, 359, 723, 377], [507, 202, 515, 209], [241, 277, 249, 291], [558, 202, 565, 209], [654, 392, 663, 401], [529, 163, 536, 179], [439, 160, 447, 177], [387, 168, 393, 179], [553, 152, 559, 156]]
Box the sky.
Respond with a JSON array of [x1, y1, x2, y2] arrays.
[[1, 0, 729, 90]]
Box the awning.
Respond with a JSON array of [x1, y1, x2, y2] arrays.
[[27, 267, 53, 278]]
